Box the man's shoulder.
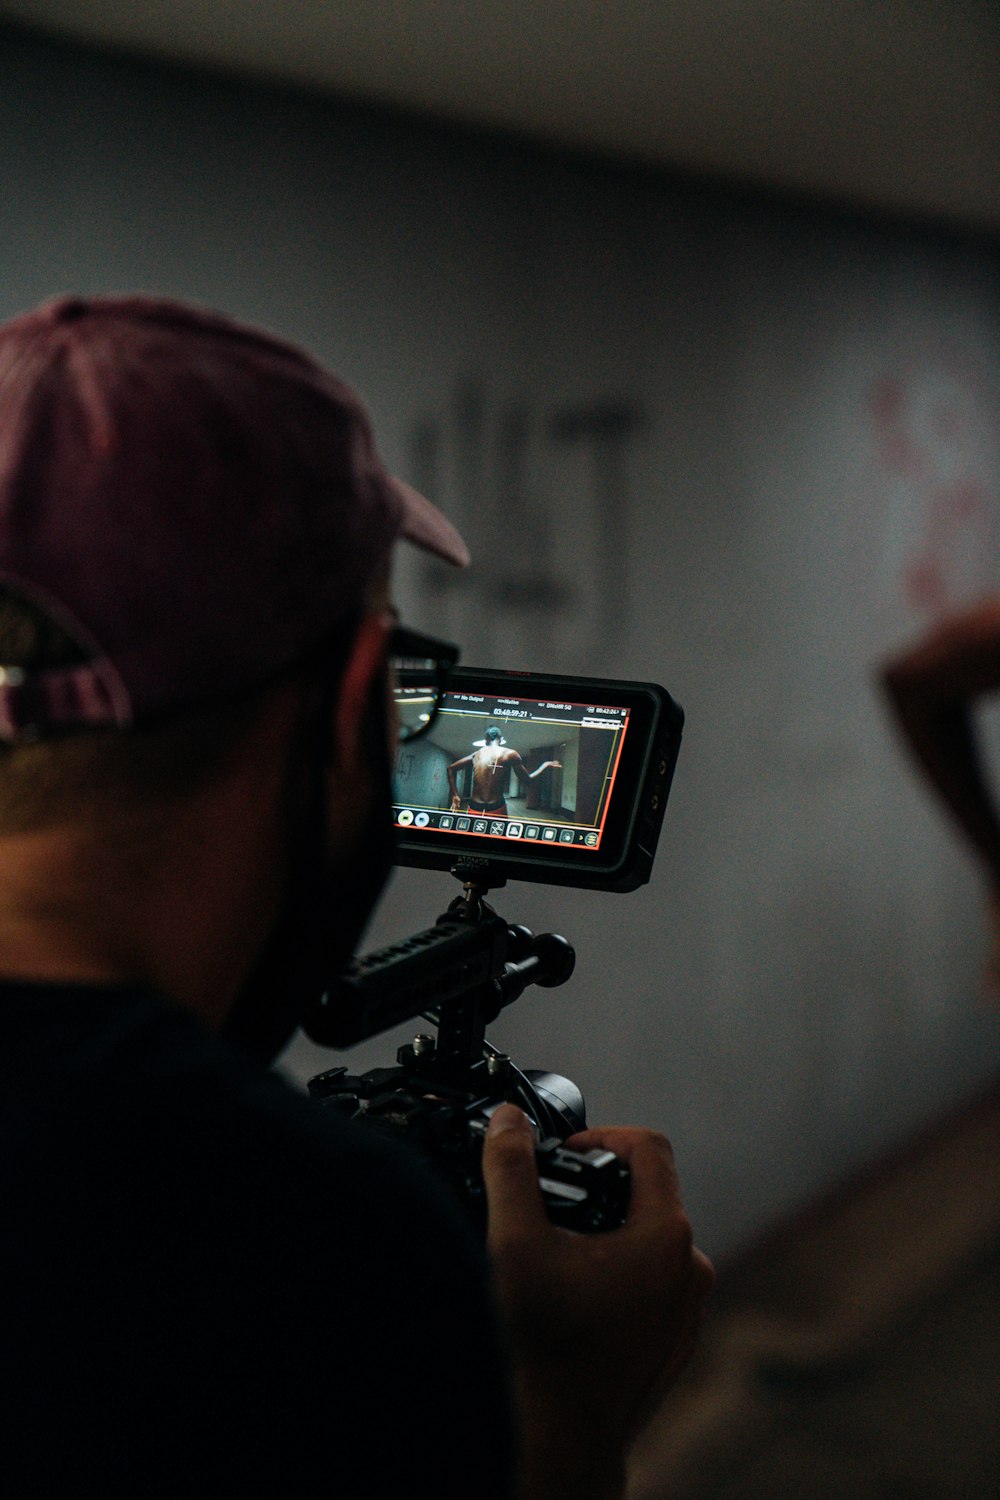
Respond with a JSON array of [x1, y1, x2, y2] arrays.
[[0, 981, 513, 1498], [0, 978, 473, 1242], [0, 976, 497, 1333]]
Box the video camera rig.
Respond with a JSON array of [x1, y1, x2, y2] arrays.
[[305, 668, 683, 1232], [305, 866, 630, 1232]]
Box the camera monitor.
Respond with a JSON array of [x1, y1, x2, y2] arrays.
[[393, 667, 683, 891]]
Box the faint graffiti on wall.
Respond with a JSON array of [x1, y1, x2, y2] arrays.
[[407, 378, 644, 669], [872, 349, 1000, 623]]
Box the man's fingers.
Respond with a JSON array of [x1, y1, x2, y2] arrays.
[[482, 1104, 547, 1239], [564, 1126, 683, 1220]]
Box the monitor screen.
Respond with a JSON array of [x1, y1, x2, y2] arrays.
[[394, 685, 630, 855]]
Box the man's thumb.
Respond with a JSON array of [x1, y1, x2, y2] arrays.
[[481, 1104, 546, 1234]]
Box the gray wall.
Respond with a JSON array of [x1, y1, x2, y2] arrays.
[[4, 25, 999, 1258]]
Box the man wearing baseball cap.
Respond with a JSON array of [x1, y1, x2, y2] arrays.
[[0, 295, 712, 1499]]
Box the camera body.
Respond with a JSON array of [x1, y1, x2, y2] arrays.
[[308, 1025, 631, 1234], [305, 667, 683, 1232]]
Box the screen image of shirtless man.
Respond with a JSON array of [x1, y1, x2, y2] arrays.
[[448, 726, 562, 818]]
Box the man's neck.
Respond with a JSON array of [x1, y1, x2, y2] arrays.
[[0, 767, 284, 1030]]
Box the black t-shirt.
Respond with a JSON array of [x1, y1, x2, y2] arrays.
[[0, 982, 513, 1498]]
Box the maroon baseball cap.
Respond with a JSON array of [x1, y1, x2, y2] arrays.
[[0, 294, 468, 740]]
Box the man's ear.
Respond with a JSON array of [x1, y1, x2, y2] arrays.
[[331, 612, 395, 774]]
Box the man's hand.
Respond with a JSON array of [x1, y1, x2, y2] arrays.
[[482, 1104, 714, 1500], [450, 794, 462, 812]]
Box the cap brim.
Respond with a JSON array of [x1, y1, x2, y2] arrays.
[[388, 476, 471, 568]]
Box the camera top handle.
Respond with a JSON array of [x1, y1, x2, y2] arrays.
[[303, 865, 576, 1060]]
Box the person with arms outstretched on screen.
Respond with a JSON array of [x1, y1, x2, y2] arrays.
[[449, 725, 562, 818]]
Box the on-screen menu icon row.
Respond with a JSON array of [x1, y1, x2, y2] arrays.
[[395, 809, 599, 846]]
